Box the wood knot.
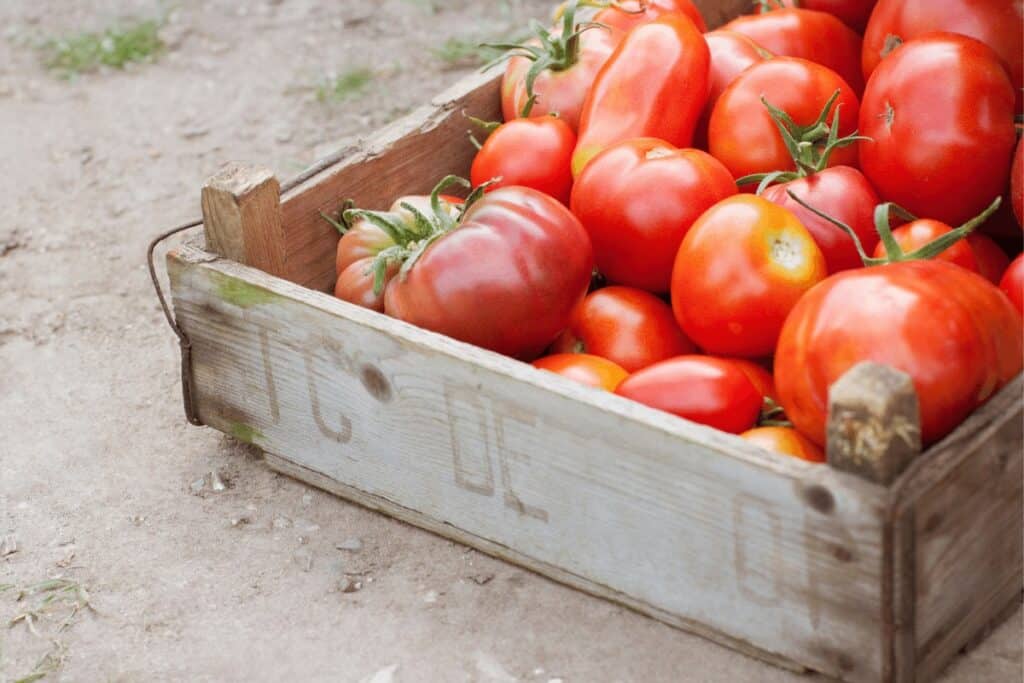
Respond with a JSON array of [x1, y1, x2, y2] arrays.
[[802, 485, 835, 514], [923, 513, 943, 534], [360, 365, 392, 403], [832, 545, 854, 563]]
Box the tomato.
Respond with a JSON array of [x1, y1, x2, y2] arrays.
[[723, 9, 864, 94], [1000, 254, 1024, 315], [593, 0, 707, 34], [872, 220, 978, 273], [615, 356, 761, 433], [757, 0, 877, 33], [532, 353, 628, 391], [551, 285, 696, 372], [572, 14, 709, 176], [776, 261, 1023, 446], [570, 138, 735, 291], [334, 195, 461, 311], [721, 358, 777, 403], [709, 58, 860, 183], [762, 167, 880, 273], [470, 117, 576, 205], [501, 5, 619, 131], [671, 195, 827, 357], [695, 30, 769, 149], [1013, 138, 1023, 228], [859, 34, 1016, 227], [967, 233, 1011, 284], [740, 426, 825, 463], [862, 0, 1023, 112]]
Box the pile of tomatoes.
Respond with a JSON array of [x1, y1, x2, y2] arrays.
[[331, 0, 1024, 463]]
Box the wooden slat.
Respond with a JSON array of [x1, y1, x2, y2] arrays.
[[169, 241, 892, 681]]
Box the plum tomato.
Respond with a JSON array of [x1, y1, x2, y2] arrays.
[[532, 353, 629, 391]]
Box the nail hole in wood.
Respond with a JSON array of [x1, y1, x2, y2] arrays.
[[360, 365, 392, 403], [803, 485, 835, 514], [832, 545, 853, 563]]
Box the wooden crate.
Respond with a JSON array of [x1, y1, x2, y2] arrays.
[[165, 2, 1023, 680]]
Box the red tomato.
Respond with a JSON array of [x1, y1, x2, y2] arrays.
[[967, 233, 1011, 284], [862, 0, 1023, 112], [671, 195, 827, 357], [723, 9, 864, 94], [532, 353, 628, 391], [593, 0, 707, 34], [501, 8, 619, 131], [615, 356, 761, 433], [720, 358, 777, 403], [1013, 138, 1023, 228], [858, 34, 1016, 227], [762, 166, 880, 273], [551, 286, 696, 372], [695, 30, 769, 149], [708, 57, 860, 183], [740, 426, 825, 463], [776, 261, 1023, 446], [572, 14, 709, 176], [571, 138, 736, 291], [872, 220, 979, 273], [470, 117, 576, 205], [1000, 254, 1024, 315], [758, 0, 877, 33], [351, 184, 594, 360]]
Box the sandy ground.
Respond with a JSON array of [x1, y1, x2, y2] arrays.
[[0, 1, 1020, 681]]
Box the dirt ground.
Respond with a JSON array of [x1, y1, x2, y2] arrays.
[[0, 1, 1020, 681]]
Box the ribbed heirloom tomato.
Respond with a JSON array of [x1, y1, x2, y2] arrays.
[[571, 138, 735, 292], [470, 117, 576, 205], [551, 286, 696, 372], [532, 353, 629, 391]]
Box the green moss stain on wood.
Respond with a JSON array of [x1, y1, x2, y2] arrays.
[[210, 271, 279, 308], [229, 422, 264, 445]]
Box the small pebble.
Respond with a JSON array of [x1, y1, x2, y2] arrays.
[[471, 573, 494, 585], [422, 590, 438, 604], [335, 537, 363, 552], [189, 477, 206, 495], [339, 577, 363, 593], [230, 515, 251, 527], [210, 470, 228, 492], [0, 534, 18, 557]]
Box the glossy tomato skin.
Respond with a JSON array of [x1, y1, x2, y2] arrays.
[[872, 220, 979, 272], [862, 0, 1023, 112], [967, 233, 1011, 284], [384, 187, 593, 360], [709, 57, 860, 182], [715, 358, 776, 403], [470, 117, 576, 205], [573, 14, 709, 176], [776, 261, 1024, 446], [1000, 254, 1024, 315], [502, 28, 619, 131], [594, 0, 707, 34], [859, 34, 1016, 227], [723, 9, 864, 94], [671, 195, 828, 357], [571, 138, 736, 291], [741, 426, 825, 463], [695, 30, 769, 149], [1013, 139, 1023, 228], [551, 286, 696, 372], [532, 353, 628, 391], [615, 356, 761, 433], [762, 166, 880, 273], [762, 0, 877, 33]]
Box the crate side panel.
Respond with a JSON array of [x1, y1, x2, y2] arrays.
[[169, 251, 888, 681]]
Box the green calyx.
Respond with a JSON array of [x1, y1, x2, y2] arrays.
[[785, 190, 1003, 267], [755, 0, 795, 12], [737, 90, 871, 194], [482, 0, 607, 117], [464, 111, 502, 150], [343, 176, 490, 295]]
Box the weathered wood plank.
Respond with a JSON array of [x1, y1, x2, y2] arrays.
[[168, 242, 891, 681]]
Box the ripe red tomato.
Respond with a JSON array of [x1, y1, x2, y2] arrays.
[[501, 8, 619, 131], [615, 356, 761, 433], [671, 195, 827, 357], [1013, 139, 1023, 228], [532, 353, 628, 391], [708, 57, 860, 183], [758, 0, 877, 33], [858, 34, 1016, 226], [762, 166, 880, 273], [573, 14, 709, 176], [470, 117, 576, 205], [776, 260, 1023, 446], [1000, 254, 1024, 315], [571, 138, 735, 291], [967, 233, 1011, 284], [593, 0, 707, 34], [551, 285, 696, 372], [723, 9, 864, 94], [872, 220, 979, 273], [360, 184, 594, 360], [695, 30, 769, 148], [740, 426, 825, 463], [719, 358, 777, 403], [862, 0, 1023, 112]]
